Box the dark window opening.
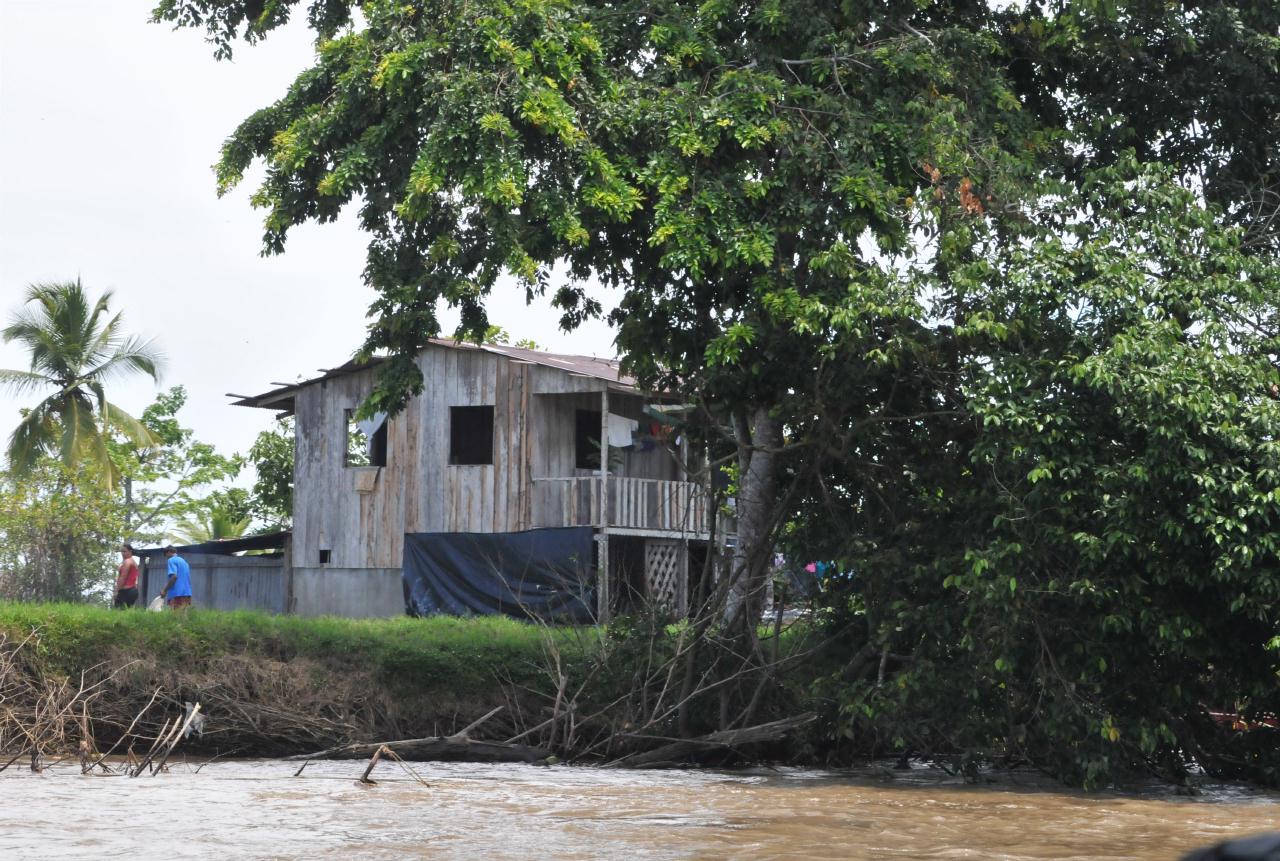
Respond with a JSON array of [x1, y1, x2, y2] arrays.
[[345, 410, 388, 467], [319, 549, 331, 564], [575, 409, 602, 470], [450, 406, 494, 465]]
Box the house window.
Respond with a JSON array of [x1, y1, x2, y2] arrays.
[[575, 409, 601, 470], [450, 406, 494, 465], [319, 549, 331, 564], [346, 409, 387, 467]]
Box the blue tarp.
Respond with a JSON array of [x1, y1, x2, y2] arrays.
[[402, 527, 596, 623]]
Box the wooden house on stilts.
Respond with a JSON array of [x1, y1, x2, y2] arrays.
[[234, 339, 728, 620]]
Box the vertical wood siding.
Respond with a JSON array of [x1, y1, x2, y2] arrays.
[[291, 345, 689, 572]]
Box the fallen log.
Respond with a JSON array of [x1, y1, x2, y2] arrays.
[[284, 735, 553, 764], [607, 713, 817, 769]]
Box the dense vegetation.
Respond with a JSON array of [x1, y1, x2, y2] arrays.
[[146, 0, 1280, 787]]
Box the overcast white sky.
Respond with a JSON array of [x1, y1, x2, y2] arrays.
[[0, 0, 618, 465]]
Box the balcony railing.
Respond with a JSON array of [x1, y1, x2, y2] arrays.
[[531, 476, 720, 535]]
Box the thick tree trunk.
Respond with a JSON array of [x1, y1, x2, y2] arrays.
[[723, 406, 783, 631]]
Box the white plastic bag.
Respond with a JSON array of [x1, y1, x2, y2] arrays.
[[147, 595, 165, 612]]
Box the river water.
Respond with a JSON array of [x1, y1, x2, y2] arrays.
[[1, 759, 1276, 859]]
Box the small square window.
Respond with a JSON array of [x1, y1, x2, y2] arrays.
[[319, 549, 331, 564], [450, 406, 494, 465]]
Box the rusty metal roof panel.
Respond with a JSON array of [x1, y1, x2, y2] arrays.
[[427, 338, 637, 387], [231, 340, 645, 410]]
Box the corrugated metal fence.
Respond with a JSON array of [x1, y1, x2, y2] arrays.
[[141, 554, 286, 613]]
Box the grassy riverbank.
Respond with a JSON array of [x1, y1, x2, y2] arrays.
[[0, 603, 593, 755], [0, 602, 571, 694], [0, 603, 824, 763]]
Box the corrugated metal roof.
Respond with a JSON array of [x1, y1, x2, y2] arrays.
[[432, 338, 636, 386], [231, 338, 640, 411], [136, 531, 290, 557]]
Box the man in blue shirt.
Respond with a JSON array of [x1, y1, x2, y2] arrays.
[[160, 546, 193, 610]]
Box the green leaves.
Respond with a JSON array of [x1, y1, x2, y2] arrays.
[[1, 280, 163, 488], [836, 164, 1280, 786], [111, 386, 245, 542], [161, 0, 1280, 787], [0, 458, 126, 602]]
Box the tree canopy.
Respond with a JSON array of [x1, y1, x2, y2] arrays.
[[154, 0, 1280, 786], [247, 417, 294, 529], [1, 280, 163, 487], [114, 385, 245, 536]]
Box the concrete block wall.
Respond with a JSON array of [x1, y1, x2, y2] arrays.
[[289, 567, 404, 618]]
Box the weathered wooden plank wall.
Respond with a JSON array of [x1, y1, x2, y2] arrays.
[[294, 369, 411, 571], [291, 343, 688, 575]]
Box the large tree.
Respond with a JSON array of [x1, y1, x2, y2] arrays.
[[1, 280, 163, 488], [154, 0, 1280, 783], [153, 0, 1041, 630]]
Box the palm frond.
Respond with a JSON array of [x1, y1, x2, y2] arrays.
[[33, 280, 99, 376], [56, 393, 97, 468], [88, 380, 108, 413], [3, 306, 67, 379], [102, 400, 161, 449], [84, 310, 125, 367], [88, 418, 120, 490], [6, 398, 60, 474], [89, 335, 165, 384], [172, 510, 251, 544], [0, 368, 55, 396]]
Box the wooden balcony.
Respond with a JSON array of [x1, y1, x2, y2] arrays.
[[531, 476, 724, 537]]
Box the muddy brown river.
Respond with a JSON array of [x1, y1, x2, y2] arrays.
[[1, 760, 1276, 859]]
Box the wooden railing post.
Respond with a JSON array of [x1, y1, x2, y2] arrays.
[[597, 389, 611, 623]]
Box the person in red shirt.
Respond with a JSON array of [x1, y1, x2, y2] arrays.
[[113, 544, 140, 608]]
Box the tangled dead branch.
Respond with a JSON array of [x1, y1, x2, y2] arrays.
[[0, 628, 169, 772]]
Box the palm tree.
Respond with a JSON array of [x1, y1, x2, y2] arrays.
[[171, 508, 251, 545], [0, 280, 163, 486]]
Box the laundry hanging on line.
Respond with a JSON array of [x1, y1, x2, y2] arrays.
[[606, 414, 638, 448]]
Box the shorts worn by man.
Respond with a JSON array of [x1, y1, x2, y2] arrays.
[[160, 546, 193, 609]]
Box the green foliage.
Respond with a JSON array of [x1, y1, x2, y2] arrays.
[[157, 0, 1047, 415], [798, 165, 1280, 788], [1, 280, 163, 487], [115, 386, 244, 537], [0, 461, 126, 603], [248, 417, 293, 528], [155, 0, 1280, 786], [483, 326, 541, 350], [171, 488, 253, 543], [1016, 1, 1280, 249]]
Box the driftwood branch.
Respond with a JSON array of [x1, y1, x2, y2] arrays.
[[285, 734, 552, 764], [450, 706, 504, 740], [606, 713, 816, 769], [149, 703, 202, 776], [85, 688, 164, 774], [359, 744, 388, 784]]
